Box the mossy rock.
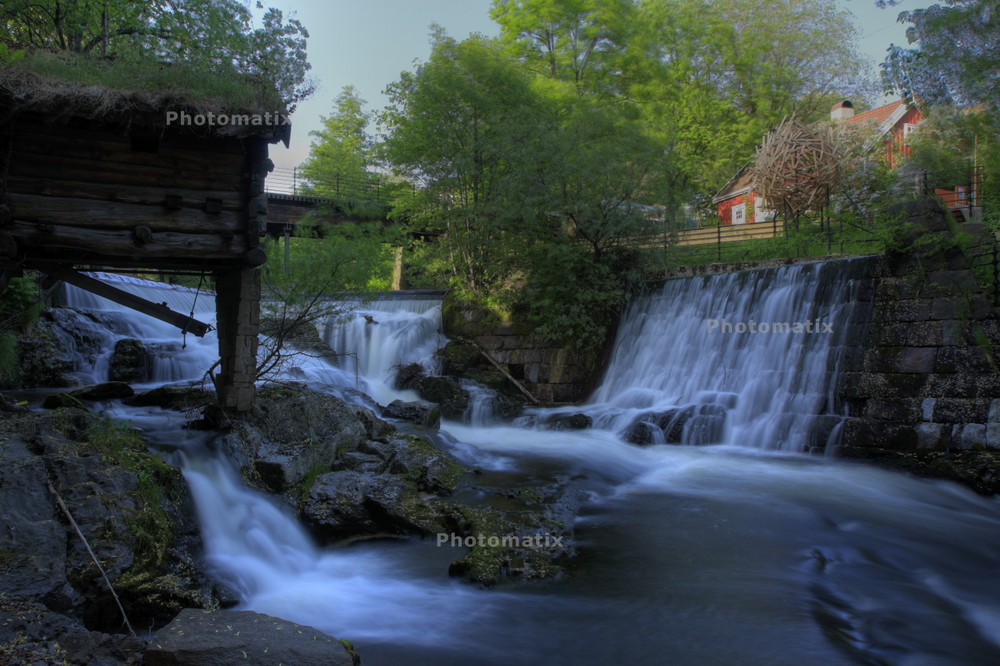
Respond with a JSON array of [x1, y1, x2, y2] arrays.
[[42, 393, 88, 411]]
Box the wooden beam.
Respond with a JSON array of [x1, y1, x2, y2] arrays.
[[7, 193, 242, 233], [43, 266, 211, 337], [6, 176, 244, 211], [9, 219, 249, 260]]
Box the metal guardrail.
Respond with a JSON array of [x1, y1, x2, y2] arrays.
[[920, 165, 984, 224], [266, 166, 405, 205]]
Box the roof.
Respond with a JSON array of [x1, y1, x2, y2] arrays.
[[0, 68, 291, 146], [848, 100, 905, 126], [712, 164, 754, 203]]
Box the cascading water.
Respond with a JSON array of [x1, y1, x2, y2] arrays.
[[50, 265, 1000, 665], [525, 258, 871, 452], [320, 294, 446, 404]]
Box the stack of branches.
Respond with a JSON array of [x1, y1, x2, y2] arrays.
[[754, 117, 843, 216]]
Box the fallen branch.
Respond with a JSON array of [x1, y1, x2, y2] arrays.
[[456, 336, 540, 405], [47, 481, 136, 637]]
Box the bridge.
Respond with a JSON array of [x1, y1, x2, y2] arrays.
[[264, 167, 403, 236]]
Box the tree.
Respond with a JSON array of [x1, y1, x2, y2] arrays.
[[382, 31, 551, 301], [490, 0, 638, 96], [633, 0, 870, 191], [0, 0, 313, 110], [880, 0, 999, 110], [256, 222, 395, 380], [299, 86, 376, 199]]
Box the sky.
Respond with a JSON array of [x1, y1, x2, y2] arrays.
[[266, 0, 936, 171]]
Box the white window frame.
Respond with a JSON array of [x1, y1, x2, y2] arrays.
[[732, 202, 747, 225]]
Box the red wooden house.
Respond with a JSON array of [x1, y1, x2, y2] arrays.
[[712, 99, 925, 225]]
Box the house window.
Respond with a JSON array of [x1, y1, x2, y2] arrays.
[[755, 198, 775, 221], [955, 186, 967, 205], [732, 203, 746, 225], [903, 123, 918, 141]]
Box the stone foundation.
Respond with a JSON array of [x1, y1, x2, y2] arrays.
[[837, 199, 1000, 490]]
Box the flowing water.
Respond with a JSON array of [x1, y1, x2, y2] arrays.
[[52, 264, 1000, 665]]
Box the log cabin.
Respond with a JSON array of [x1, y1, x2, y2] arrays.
[[0, 72, 290, 411]]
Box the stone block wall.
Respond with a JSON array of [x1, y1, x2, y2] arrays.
[[836, 199, 1000, 490], [443, 300, 599, 404]]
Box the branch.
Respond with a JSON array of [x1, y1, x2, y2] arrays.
[[48, 482, 136, 637]]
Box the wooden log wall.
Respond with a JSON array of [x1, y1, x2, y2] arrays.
[[0, 115, 278, 412], [1, 120, 266, 269]]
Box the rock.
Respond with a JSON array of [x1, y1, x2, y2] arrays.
[[0, 410, 214, 635], [303, 435, 469, 540], [10, 315, 76, 389], [109, 338, 148, 383], [71, 381, 135, 400], [0, 596, 145, 666], [382, 399, 441, 429], [124, 387, 215, 410], [622, 418, 662, 445], [42, 392, 89, 410], [410, 375, 470, 419], [393, 361, 425, 389], [302, 470, 443, 539], [542, 412, 592, 430], [145, 609, 355, 666], [228, 386, 366, 492]]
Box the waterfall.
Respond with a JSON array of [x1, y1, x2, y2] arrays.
[[320, 295, 446, 405], [53, 273, 219, 385], [584, 258, 872, 452]]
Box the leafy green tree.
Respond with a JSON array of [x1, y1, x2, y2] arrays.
[[879, 0, 999, 110], [0, 0, 313, 109], [490, 0, 638, 96], [257, 222, 396, 379], [299, 86, 377, 199], [382, 31, 551, 300]]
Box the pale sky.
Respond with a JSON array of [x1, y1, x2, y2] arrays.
[[266, 0, 935, 171]]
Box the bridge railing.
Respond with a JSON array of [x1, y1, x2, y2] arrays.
[[266, 166, 410, 205]]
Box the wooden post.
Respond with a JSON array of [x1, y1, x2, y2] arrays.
[[391, 246, 405, 290], [214, 268, 260, 412]]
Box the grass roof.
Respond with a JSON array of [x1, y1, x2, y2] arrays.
[[1, 50, 290, 145]]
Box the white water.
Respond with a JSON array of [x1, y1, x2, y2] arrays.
[[320, 296, 445, 405], [55, 266, 1000, 665]]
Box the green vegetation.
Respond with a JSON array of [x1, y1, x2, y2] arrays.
[[1, 0, 312, 110], [257, 222, 398, 379], [86, 418, 177, 567]]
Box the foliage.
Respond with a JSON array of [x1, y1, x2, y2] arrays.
[[0, 332, 19, 384], [257, 222, 397, 379], [86, 418, 176, 566], [903, 106, 1000, 229], [300, 86, 376, 197], [880, 0, 999, 111], [631, 0, 872, 192], [0, 0, 313, 110]]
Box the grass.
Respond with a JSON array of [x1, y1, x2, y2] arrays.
[[86, 418, 177, 567], [4, 49, 284, 112], [650, 218, 888, 270]]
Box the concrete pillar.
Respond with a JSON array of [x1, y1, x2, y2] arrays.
[[214, 268, 260, 411]]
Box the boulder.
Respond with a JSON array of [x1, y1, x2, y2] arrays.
[[410, 375, 470, 419], [0, 596, 145, 666], [71, 381, 135, 400], [542, 412, 592, 431], [0, 410, 214, 636], [109, 338, 148, 383], [382, 399, 441, 429], [228, 386, 367, 492], [124, 387, 215, 411], [622, 419, 662, 445], [145, 609, 356, 666]]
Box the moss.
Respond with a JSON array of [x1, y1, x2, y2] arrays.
[[86, 418, 177, 568]]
